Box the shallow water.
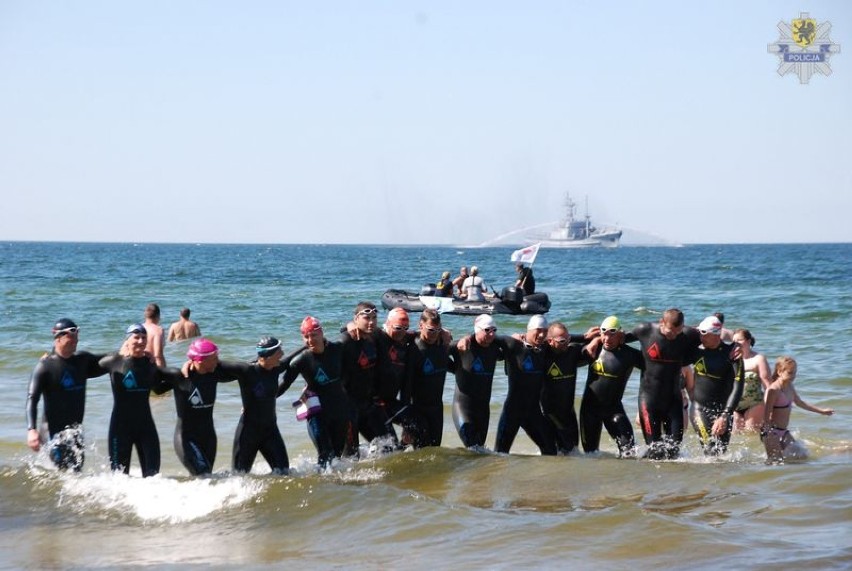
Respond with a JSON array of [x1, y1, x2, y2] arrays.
[[1, 242, 850, 568]]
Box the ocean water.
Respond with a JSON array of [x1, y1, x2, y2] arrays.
[[1, 241, 850, 569]]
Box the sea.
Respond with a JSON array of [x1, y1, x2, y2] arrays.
[[0, 241, 850, 570]]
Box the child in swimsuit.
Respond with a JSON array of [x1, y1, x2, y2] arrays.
[[761, 356, 834, 463]]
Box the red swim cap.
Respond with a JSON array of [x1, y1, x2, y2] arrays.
[[300, 316, 323, 335]]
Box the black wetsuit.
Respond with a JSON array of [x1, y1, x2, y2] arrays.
[[495, 337, 556, 455], [540, 343, 591, 454], [25, 351, 107, 471], [98, 354, 178, 477], [166, 365, 245, 476], [373, 330, 419, 447], [449, 336, 505, 448], [627, 323, 701, 460], [279, 341, 357, 468], [403, 336, 451, 447], [220, 356, 302, 474], [690, 344, 744, 455], [580, 343, 644, 456], [341, 332, 393, 445]]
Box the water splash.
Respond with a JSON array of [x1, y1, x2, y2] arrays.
[[56, 471, 267, 523]]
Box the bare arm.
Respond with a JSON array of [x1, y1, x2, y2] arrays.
[[755, 355, 773, 389], [792, 387, 834, 416], [150, 329, 166, 367]]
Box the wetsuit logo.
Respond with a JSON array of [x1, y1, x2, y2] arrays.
[[423, 358, 435, 375], [592, 359, 605, 376], [768, 12, 840, 84], [388, 346, 399, 363], [189, 387, 204, 406], [647, 342, 661, 360], [694, 357, 708, 376], [122, 371, 138, 389], [547, 363, 564, 380], [357, 351, 373, 369], [252, 383, 266, 398], [60, 370, 76, 389], [522, 355, 535, 372], [315, 368, 331, 384], [471, 357, 485, 373]]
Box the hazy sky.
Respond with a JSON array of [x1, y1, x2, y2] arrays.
[[2, 1, 850, 245]]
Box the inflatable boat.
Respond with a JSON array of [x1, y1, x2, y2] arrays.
[[381, 285, 551, 316]]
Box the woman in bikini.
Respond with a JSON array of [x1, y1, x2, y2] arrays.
[[732, 329, 773, 432], [761, 356, 834, 462]]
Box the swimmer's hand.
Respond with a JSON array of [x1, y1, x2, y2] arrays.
[[728, 344, 743, 361], [584, 326, 601, 340], [345, 322, 360, 341], [27, 428, 41, 452], [457, 336, 471, 352], [711, 415, 728, 437], [583, 336, 603, 358]]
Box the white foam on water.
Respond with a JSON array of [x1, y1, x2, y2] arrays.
[[56, 471, 268, 523]]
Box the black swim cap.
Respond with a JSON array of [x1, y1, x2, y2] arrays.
[[256, 336, 282, 357], [52, 318, 79, 338]]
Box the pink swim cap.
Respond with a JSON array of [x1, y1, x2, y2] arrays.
[[187, 338, 219, 362]]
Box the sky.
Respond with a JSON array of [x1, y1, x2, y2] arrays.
[[1, 1, 850, 245]]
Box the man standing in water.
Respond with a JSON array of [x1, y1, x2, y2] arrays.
[[143, 303, 166, 366], [449, 314, 505, 448], [25, 318, 109, 471], [494, 314, 556, 455], [167, 308, 201, 342], [627, 308, 701, 460], [579, 316, 644, 457]]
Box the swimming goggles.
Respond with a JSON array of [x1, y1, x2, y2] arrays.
[[357, 308, 378, 317], [53, 326, 80, 338]]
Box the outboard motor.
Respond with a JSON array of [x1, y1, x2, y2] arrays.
[[420, 283, 437, 296], [500, 286, 524, 309]]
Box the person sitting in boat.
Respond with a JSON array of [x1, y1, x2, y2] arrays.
[[452, 266, 469, 297], [436, 271, 453, 297], [514, 263, 536, 295], [461, 266, 491, 301]]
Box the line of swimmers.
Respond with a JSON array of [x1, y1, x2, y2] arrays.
[[26, 306, 834, 476]]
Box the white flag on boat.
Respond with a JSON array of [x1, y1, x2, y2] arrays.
[[510, 243, 541, 265]]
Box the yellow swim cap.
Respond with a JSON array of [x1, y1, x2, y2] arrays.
[[600, 316, 621, 331]]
